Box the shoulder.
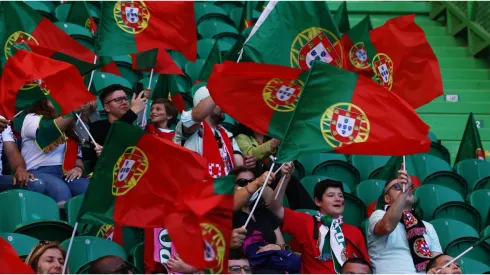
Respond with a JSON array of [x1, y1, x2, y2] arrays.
[[342, 223, 363, 235], [369, 210, 386, 221]]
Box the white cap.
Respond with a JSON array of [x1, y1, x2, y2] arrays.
[[193, 86, 211, 107]]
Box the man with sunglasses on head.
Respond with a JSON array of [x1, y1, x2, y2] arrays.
[[368, 169, 442, 274]]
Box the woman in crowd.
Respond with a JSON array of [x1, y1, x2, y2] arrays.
[[22, 99, 89, 203], [25, 241, 67, 274], [145, 98, 178, 140]]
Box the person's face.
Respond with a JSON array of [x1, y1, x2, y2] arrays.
[[435, 255, 462, 274], [210, 105, 225, 124], [341, 262, 372, 274], [150, 103, 170, 124], [234, 171, 255, 191], [37, 248, 64, 274], [315, 187, 344, 217], [383, 178, 415, 206], [103, 90, 129, 119], [228, 259, 251, 274]]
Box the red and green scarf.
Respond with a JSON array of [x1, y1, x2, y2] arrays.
[[201, 121, 235, 178]]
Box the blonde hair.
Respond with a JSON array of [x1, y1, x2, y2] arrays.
[[25, 241, 67, 272]]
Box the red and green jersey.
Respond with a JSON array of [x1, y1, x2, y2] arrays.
[[455, 113, 486, 164]]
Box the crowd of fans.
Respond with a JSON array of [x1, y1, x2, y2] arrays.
[[0, 84, 485, 274]]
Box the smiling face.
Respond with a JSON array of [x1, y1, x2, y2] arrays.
[[36, 248, 64, 274], [315, 186, 344, 217], [150, 103, 171, 125]]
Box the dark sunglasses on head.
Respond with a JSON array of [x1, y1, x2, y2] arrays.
[[105, 96, 128, 105], [385, 183, 414, 194], [235, 178, 255, 187], [229, 265, 252, 274]]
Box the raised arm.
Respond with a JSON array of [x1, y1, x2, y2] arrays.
[[234, 171, 275, 211], [269, 162, 294, 222]]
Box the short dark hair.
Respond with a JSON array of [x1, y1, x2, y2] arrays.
[[314, 179, 344, 202], [230, 166, 256, 177], [151, 98, 178, 125], [426, 254, 445, 273], [88, 255, 131, 274], [229, 248, 247, 260], [341, 257, 373, 274], [383, 173, 398, 193], [99, 84, 131, 104]]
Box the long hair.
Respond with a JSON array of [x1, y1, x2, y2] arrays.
[[26, 99, 80, 143], [25, 241, 67, 272]]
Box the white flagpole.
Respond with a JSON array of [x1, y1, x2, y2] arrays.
[[402, 155, 407, 192], [273, 162, 289, 200], [244, 161, 276, 228], [138, 68, 154, 129], [62, 222, 78, 274]]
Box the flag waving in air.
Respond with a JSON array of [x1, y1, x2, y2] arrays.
[[0, 238, 35, 274]]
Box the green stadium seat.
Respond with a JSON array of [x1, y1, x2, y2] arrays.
[[54, 22, 94, 51], [430, 219, 479, 251], [454, 159, 490, 191], [214, 1, 244, 14], [467, 190, 490, 228], [445, 236, 490, 265], [214, 34, 241, 53], [292, 160, 305, 180], [414, 185, 464, 221], [60, 236, 127, 274], [197, 19, 238, 39], [194, 3, 232, 25], [343, 193, 366, 228], [458, 257, 490, 274], [312, 157, 360, 193], [111, 55, 142, 86], [216, 39, 235, 56], [0, 190, 74, 242], [295, 209, 317, 216], [197, 39, 217, 59], [54, 4, 70, 22], [351, 155, 390, 181], [428, 142, 451, 164], [300, 176, 352, 200], [482, 225, 490, 245], [169, 51, 189, 70], [26, 1, 57, 22], [119, 227, 144, 255], [0, 233, 39, 258], [229, 7, 243, 29], [410, 154, 451, 181], [138, 76, 159, 91], [241, 27, 253, 38], [129, 242, 145, 274], [433, 202, 481, 232], [423, 170, 468, 198], [356, 179, 386, 207], [88, 72, 132, 96], [428, 132, 438, 142], [191, 82, 208, 98], [185, 59, 206, 84], [296, 153, 345, 176]]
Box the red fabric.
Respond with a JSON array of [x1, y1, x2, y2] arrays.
[[202, 121, 235, 178], [0, 238, 35, 273], [171, 93, 188, 113], [369, 14, 443, 109], [340, 34, 373, 78], [131, 50, 184, 75], [145, 124, 175, 141], [62, 137, 78, 173], [137, 2, 197, 62], [367, 201, 377, 217], [0, 50, 96, 120], [143, 228, 166, 274], [282, 208, 369, 274], [99, 61, 122, 76]]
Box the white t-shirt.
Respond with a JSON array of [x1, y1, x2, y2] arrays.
[[21, 114, 81, 171], [0, 115, 15, 175], [368, 209, 443, 274]]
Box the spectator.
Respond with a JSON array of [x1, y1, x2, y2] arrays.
[[270, 164, 370, 274], [87, 84, 149, 165], [25, 241, 66, 274], [341, 258, 373, 274], [426, 254, 462, 274], [88, 255, 133, 274], [368, 169, 442, 274], [145, 98, 178, 140], [21, 99, 89, 203], [0, 115, 44, 193], [229, 248, 252, 274], [174, 86, 245, 178], [0, 116, 9, 133]]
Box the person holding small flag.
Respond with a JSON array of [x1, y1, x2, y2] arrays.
[[145, 98, 178, 141]]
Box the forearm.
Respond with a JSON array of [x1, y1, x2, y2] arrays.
[[237, 137, 275, 160], [234, 182, 260, 211], [191, 97, 215, 123], [5, 148, 26, 172], [54, 116, 75, 132], [375, 197, 406, 235]]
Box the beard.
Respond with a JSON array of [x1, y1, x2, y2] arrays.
[[211, 112, 225, 124]]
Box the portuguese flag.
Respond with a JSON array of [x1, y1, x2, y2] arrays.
[[197, 40, 222, 83], [0, 50, 96, 120], [334, 1, 350, 33], [130, 48, 183, 75], [152, 74, 189, 112], [66, 1, 97, 36], [242, 1, 343, 70], [207, 62, 307, 139], [78, 122, 233, 272], [0, 238, 34, 274], [275, 61, 431, 162], [96, 1, 197, 73], [455, 112, 486, 164]]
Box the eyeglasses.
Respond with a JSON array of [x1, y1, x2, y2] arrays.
[[104, 96, 128, 105], [229, 265, 252, 274], [385, 183, 414, 194], [235, 178, 255, 187]]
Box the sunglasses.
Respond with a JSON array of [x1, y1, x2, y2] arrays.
[[385, 183, 414, 194], [229, 265, 252, 274], [105, 96, 128, 105], [235, 178, 255, 187]]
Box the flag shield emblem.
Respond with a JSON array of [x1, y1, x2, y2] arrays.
[[349, 42, 369, 69], [97, 224, 115, 241], [262, 78, 304, 112], [476, 148, 486, 160], [372, 53, 393, 90], [85, 18, 97, 36], [114, 1, 150, 34], [331, 108, 362, 142], [4, 31, 41, 90], [413, 237, 432, 258], [112, 146, 149, 196], [200, 223, 226, 274]]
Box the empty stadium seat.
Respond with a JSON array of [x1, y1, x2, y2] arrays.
[[455, 159, 490, 191], [197, 19, 238, 39], [428, 142, 451, 164], [445, 236, 490, 265], [300, 176, 352, 199], [197, 39, 217, 59], [423, 170, 468, 199], [194, 2, 231, 25], [60, 236, 127, 274], [430, 219, 479, 251], [216, 39, 235, 56], [0, 233, 39, 259], [214, 1, 244, 14], [356, 179, 386, 207], [458, 257, 490, 274], [138, 77, 159, 91], [482, 225, 490, 245], [432, 202, 481, 232], [111, 55, 143, 86], [296, 153, 344, 176], [351, 155, 390, 181], [229, 7, 244, 29], [0, 190, 74, 242], [88, 72, 133, 96], [185, 59, 206, 84], [343, 193, 366, 228], [26, 1, 57, 22], [414, 185, 464, 221], [467, 190, 490, 228], [312, 158, 360, 193], [130, 242, 145, 274], [54, 22, 94, 51]]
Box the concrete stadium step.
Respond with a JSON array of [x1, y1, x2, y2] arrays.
[[435, 90, 490, 101], [427, 36, 464, 47], [443, 80, 490, 90], [418, 102, 490, 115], [441, 70, 490, 80], [433, 47, 469, 58], [420, 114, 490, 140], [438, 58, 489, 70], [328, 2, 429, 14]]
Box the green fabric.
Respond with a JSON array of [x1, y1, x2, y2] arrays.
[[275, 62, 357, 162], [213, 175, 235, 195], [334, 2, 350, 33], [197, 41, 221, 82], [77, 121, 145, 225], [455, 113, 485, 165], [243, 1, 340, 69], [133, 48, 158, 70], [239, 1, 256, 32], [223, 36, 246, 62], [234, 134, 276, 160], [66, 1, 93, 33], [0, 2, 41, 51], [344, 15, 377, 57], [35, 117, 64, 152], [319, 215, 345, 272], [152, 74, 187, 100], [88, 72, 132, 96]]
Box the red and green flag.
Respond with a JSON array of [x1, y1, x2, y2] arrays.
[[242, 1, 344, 70], [66, 1, 97, 36], [275, 61, 431, 162], [152, 74, 189, 113], [0, 50, 96, 120], [207, 62, 306, 140], [77, 121, 233, 273], [342, 14, 443, 109], [0, 238, 35, 274], [130, 48, 183, 75], [96, 1, 197, 73], [455, 112, 486, 164], [197, 40, 222, 83], [334, 2, 350, 33]]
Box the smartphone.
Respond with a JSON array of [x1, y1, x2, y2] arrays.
[[133, 82, 144, 96]]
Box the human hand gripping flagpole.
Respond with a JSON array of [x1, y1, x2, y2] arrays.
[[274, 162, 290, 200], [138, 68, 154, 129]]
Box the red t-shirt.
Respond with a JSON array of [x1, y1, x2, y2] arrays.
[[282, 208, 370, 274], [145, 124, 175, 141]]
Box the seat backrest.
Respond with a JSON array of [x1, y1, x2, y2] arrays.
[[411, 154, 451, 182], [184, 59, 206, 84], [430, 219, 479, 251], [54, 3, 70, 21], [60, 236, 127, 274], [454, 159, 490, 191], [197, 38, 216, 59], [90, 72, 132, 95], [414, 185, 464, 221], [467, 189, 490, 227], [351, 155, 389, 181], [0, 233, 39, 257], [445, 236, 490, 264], [356, 179, 386, 206], [194, 2, 228, 23], [65, 195, 85, 226], [0, 190, 60, 233], [343, 193, 366, 228], [197, 19, 238, 39], [298, 153, 346, 176], [423, 171, 468, 198], [312, 162, 360, 193], [55, 22, 93, 38], [458, 257, 490, 274], [131, 242, 145, 274], [300, 175, 352, 200], [428, 142, 451, 164], [432, 201, 481, 232]]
